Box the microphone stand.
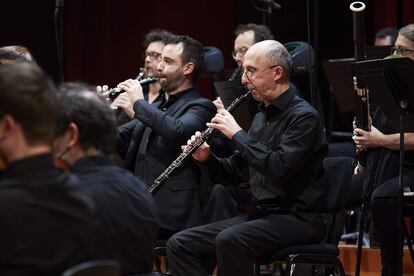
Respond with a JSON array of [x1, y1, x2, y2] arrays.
[[252, 0, 281, 28], [54, 0, 65, 83]]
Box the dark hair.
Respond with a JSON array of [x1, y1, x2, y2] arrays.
[[234, 23, 274, 43], [0, 63, 57, 145], [168, 35, 204, 84], [0, 45, 35, 64], [399, 24, 414, 44], [55, 83, 117, 155], [143, 29, 176, 49], [376, 27, 399, 45], [0, 51, 28, 64]]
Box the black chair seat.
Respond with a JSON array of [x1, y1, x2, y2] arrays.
[[135, 273, 163, 276], [260, 244, 340, 263]]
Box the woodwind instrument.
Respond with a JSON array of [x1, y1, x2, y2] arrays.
[[149, 90, 252, 195], [350, 1, 371, 172], [102, 76, 158, 101]]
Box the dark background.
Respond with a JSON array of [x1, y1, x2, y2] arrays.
[[1, 0, 413, 132]]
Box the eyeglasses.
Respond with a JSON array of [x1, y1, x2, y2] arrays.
[[391, 46, 414, 56], [145, 51, 162, 61], [243, 65, 279, 80], [232, 47, 249, 59]]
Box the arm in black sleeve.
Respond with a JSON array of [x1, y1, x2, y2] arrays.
[[117, 119, 138, 159], [133, 99, 216, 143], [202, 150, 249, 186]]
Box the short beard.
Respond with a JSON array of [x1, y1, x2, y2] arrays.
[[160, 73, 183, 93]]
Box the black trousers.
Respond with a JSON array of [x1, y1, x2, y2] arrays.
[[167, 211, 325, 276], [370, 169, 414, 276]]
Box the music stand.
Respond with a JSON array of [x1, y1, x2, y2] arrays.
[[352, 56, 414, 276], [213, 79, 257, 130]]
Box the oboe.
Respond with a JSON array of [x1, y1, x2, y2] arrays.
[[149, 90, 252, 195], [102, 76, 158, 101]]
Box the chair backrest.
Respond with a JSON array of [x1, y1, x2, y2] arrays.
[[61, 260, 121, 276], [284, 41, 314, 77], [319, 156, 355, 245], [203, 46, 224, 74]]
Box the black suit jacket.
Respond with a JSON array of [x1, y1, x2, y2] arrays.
[[118, 87, 216, 231]]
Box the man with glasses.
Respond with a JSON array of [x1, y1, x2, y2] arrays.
[[200, 23, 275, 224], [230, 23, 274, 81], [117, 35, 216, 239], [353, 23, 414, 276], [167, 40, 327, 276]]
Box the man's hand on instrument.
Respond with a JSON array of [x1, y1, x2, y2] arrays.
[[182, 131, 211, 162], [213, 97, 225, 113], [118, 79, 144, 105], [112, 93, 134, 118], [206, 109, 242, 140], [96, 85, 109, 94], [353, 126, 384, 150]]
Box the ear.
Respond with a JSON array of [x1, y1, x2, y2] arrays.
[[64, 122, 79, 149], [183, 62, 195, 76], [272, 65, 284, 82], [0, 115, 18, 141]]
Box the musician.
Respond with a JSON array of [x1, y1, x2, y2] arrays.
[[117, 35, 216, 238], [167, 40, 328, 276], [0, 63, 94, 275], [53, 83, 158, 275], [353, 23, 414, 276], [200, 23, 276, 223], [110, 30, 175, 119], [374, 27, 399, 47], [230, 23, 274, 80]]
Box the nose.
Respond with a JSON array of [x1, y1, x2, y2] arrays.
[[234, 54, 244, 66], [157, 60, 164, 72], [241, 70, 249, 86]]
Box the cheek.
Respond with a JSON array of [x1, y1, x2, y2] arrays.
[[52, 137, 65, 155]]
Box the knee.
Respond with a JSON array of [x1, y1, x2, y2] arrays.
[[167, 232, 184, 255], [215, 227, 240, 251]]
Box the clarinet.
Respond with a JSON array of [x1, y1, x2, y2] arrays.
[[102, 76, 158, 101], [350, 1, 371, 172], [149, 90, 252, 195]]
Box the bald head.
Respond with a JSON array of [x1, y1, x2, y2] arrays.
[[245, 40, 292, 80]]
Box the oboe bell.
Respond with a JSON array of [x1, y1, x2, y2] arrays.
[[103, 76, 158, 100]]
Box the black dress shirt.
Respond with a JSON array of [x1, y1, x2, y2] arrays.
[[204, 86, 328, 211], [0, 154, 94, 276], [143, 85, 164, 104], [71, 155, 158, 275]]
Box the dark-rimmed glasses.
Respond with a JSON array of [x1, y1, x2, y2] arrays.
[[243, 65, 279, 80], [232, 47, 249, 59], [145, 51, 162, 61], [391, 46, 414, 56]]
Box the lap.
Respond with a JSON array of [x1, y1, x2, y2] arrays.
[[169, 212, 325, 258]]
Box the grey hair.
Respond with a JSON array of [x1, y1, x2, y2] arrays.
[[265, 42, 292, 80], [399, 24, 414, 45]]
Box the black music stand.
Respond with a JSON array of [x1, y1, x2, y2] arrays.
[[352, 56, 414, 276], [213, 79, 257, 131]]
